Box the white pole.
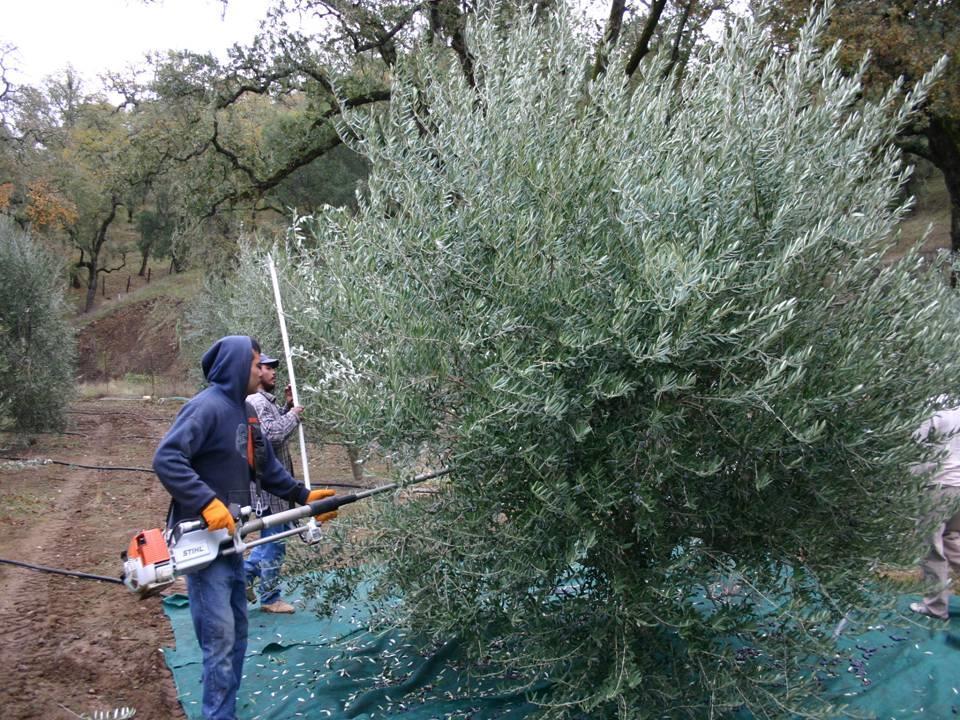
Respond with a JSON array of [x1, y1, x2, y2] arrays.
[[267, 254, 312, 491]]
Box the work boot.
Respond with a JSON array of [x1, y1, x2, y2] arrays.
[[261, 599, 296, 614], [909, 601, 949, 620]]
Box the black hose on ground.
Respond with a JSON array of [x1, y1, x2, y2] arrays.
[[0, 557, 123, 585], [0, 457, 372, 487], [0, 456, 153, 473]]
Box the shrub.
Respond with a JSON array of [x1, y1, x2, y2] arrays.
[[240, 6, 960, 718], [184, 239, 287, 370], [0, 217, 76, 431]]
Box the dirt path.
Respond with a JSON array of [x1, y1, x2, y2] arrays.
[[0, 396, 360, 720], [0, 399, 185, 720]]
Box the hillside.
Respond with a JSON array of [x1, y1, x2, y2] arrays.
[[70, 261, 202, 398]]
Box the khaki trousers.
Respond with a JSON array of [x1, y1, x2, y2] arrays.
[[919, 484, 960, 617]]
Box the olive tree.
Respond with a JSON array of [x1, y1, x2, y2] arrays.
[[185, 239, 285, 365], [0, 217, 76, 431], [230, 5, 960, 717]]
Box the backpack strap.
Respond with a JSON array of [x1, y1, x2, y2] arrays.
[[245, 401, 270, 513]]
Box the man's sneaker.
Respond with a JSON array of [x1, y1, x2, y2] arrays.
[[261, 600, 296, 614], [909, 601, 948, 620]]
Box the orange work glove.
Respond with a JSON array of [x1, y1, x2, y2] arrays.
[[306, 488, 338, 522], [201, 498, 236, 536]]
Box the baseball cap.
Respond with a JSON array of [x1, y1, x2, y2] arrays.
[[258, 353, 280, 367]]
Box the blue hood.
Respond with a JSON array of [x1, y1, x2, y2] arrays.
[[154, 334, 308, 524], [201, 335, 255, 406]]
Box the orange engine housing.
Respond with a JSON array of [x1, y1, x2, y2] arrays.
[[127, 528, 170, 566]]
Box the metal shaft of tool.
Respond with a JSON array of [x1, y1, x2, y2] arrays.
[[221, 524, 311, 556], [226, 467, 453, 551]]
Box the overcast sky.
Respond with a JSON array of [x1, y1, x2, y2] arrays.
[[3, 0, 275, 87], [2, 1, 631, 91]]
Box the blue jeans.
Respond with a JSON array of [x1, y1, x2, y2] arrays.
[[186, 553, 248, 720], [243, 521, 290, 605]]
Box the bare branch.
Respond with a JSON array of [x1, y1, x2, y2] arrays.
[[0, 44, 14, 104], [662, 0, 695, 80], [318, 0, 423, 66], [353, 3, 424, 55], [99, 254, 128, 275], [625, 0, 669, 78], [216, 67, 301, 109], [210, 117, 261, 185], [591, 0, 627, 81]]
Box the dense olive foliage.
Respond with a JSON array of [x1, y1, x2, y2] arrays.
[[0, 218, 76, 431], [213, 6, 960, 718], [185, 241, 285, 363]]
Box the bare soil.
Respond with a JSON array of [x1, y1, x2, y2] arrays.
[[76, 298, 186, 383], [0, 398, 355, 720], [0, 400, 187, 720]]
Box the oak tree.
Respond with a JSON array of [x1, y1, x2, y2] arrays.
[[768, 0, 960, 256]]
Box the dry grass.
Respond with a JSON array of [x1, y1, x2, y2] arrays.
[[885, 174, 952, 265], [875, 564, 923, 588], [72, 263, 203, 328], [78, 375, 196, 401]]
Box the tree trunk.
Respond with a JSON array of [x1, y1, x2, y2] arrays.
[[591, 0, 626, 81], [138, 247, 150, 276], [927, 115, 960, 256], [663, 0, 696, 81], [926, 116, 960, 287], [81, 201, 121, 313], [625, 0, 669, 78], [83, 259, 98, 313], [346, 444, 365, 485]]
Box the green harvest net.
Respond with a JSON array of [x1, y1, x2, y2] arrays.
[[161, 575, 536, 720], [162, 575, 960, 719]]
